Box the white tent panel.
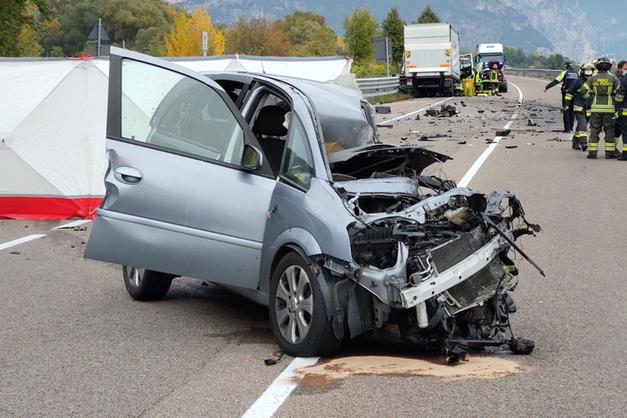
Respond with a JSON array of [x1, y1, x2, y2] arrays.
[[0, 60, 77, 137], [9, 62, 108, 196], [0, 146, 58, 195]]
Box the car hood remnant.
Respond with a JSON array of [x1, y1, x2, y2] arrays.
[[319, 155, 541, 363], [329, 144, 451, 180]]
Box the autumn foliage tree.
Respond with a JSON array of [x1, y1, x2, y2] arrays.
[[281, 12, 338, 56], [225, 17, 290, 56], [164, 8, 225, 56]]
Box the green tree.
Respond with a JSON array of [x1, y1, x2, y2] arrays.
[[225, 17, 290, 56], [0, 0, 48, 56], [41, 0, 175, 56], [381, 6, 404, 67], [416, 6, 440, 24], [282, 11, 338, 56], [343, 8, 378, 64]]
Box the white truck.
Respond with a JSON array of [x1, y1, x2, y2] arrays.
[[476, 43, 507, 92], [403, 23, 460, 97]]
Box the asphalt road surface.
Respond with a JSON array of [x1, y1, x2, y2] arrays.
[[1, 76, 626, 417]]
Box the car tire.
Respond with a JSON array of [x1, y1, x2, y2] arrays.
[[269, 252, 341, 357], [122, 266, 174, 301]]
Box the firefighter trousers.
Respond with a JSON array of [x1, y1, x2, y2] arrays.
[[588, 113, 616, 156], [572, 110, 588, 149], [561, 92, 575, 132]]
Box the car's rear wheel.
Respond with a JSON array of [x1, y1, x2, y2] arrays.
[[122, 266, 174, 301], [269, 252, 341, 356]]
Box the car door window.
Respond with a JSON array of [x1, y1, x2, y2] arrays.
[[281, 116, 314, 190], [121, 59, 244, 165]]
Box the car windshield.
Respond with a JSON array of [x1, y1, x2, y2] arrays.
[[320, 101, 377, 155], [480, 54, 504, 64]]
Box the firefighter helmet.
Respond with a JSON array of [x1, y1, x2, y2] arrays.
[[580, 62, 595, 76], [564, 62, 573, 69], [595, 57, 612, 71]]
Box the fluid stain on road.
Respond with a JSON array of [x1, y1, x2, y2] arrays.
[[296, 355, 525, 387]]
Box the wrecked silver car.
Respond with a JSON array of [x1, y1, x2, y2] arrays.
[[86, 48, 540, 362]]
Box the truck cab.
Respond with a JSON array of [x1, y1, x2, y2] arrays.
[[476, 43, 507, 93]]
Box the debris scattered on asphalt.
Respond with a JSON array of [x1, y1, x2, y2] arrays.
[[378, 123, 394, 128], [505, 145, 518, 149], [415, 114, 420, 121], [496, 129, 511, 136], [9, 251, 21, 255], [400, 136, 408, 141], [264, 351, 284, 366], [457, 140, 467, 144], [426, 104, 457, 118], [375, 105, 391, 114], [527, 142, 535, 146], [527, 118, 537, 126], [486, 139, 496, 144]]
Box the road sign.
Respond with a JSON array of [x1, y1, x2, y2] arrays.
[[375, 37, 392, 76], [202, 31, 208, 56]]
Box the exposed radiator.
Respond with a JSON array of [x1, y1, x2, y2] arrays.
[[429, 227, 489, 273]]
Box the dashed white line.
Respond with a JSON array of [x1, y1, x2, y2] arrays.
[[0, 234, 47, 251], [0, 219, 92, 251], [240, 356, 319, 418], [458, 82, 524, 187], [377, 97, 454, 125], [53, 219, 91, 229]]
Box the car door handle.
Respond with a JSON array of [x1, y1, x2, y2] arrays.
[[114, 167, 143, 184]]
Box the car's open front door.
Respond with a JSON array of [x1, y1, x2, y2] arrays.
[[85, 47, 275, 290]]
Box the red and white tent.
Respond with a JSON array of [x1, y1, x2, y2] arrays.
[[0, 58, 109, 220], [0, 55, 353, 220]]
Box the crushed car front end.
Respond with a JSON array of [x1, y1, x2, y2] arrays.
[[317, 145, 541, 361]]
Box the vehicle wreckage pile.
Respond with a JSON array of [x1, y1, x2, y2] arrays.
[[325, 145, 541, 363]]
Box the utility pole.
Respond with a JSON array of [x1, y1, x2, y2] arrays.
[[385, 36, 390, 77], [97, 18, 102, 57]]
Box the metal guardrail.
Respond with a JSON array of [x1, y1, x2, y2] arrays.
[[506, 67, 561, 80], [356, 76, 399, 97]]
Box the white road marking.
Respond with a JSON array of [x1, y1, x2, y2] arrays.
[[1, 219, 92, 251], [240, 356, 319, 418], [377, 97, 454, 125], [53, 219, 91, 229], [458, 82, 524, 187], [0, 234, 47, 251]]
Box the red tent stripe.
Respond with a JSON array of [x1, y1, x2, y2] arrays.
[[0, 197, 103, 220]]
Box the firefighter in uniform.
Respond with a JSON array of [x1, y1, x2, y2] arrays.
[[474, 65, 484, 94], [565, 63, 595, 151], [616, 69, 627, 160], [545, 62, 579, 132], [488, 62, 500, 94], [613, 60, 625, 154], [580, 57, 621, 159]]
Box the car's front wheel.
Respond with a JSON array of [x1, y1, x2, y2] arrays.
[[269, 252, 341, 357], [122, 266, 174, 301]]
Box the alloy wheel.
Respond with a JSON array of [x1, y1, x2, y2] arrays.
[[274, 265, 313, 344]]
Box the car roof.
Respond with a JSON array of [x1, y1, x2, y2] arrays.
[[204, 71, 368, 134]]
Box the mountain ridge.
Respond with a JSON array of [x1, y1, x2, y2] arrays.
[[166, 0, 626, 62]]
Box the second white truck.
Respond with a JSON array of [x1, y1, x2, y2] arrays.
[[403, 23, 460, 97]]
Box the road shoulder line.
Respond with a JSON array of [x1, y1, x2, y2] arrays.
[[240, 356, 319, 418], [0, 234, 47, 251]]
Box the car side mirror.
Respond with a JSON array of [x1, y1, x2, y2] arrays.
[[242, 144, 263, 171]]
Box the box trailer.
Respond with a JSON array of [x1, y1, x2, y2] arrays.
[[403, 23, 460, 97]]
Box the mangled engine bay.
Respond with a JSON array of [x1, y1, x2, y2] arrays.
[[326, 145, 542, 362]]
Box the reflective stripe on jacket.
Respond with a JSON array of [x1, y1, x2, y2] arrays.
[[580, 72, 621, 113]]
